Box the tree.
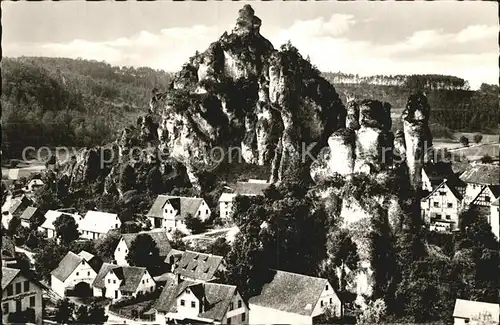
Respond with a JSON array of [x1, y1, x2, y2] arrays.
[[7, 216, 21, 237], [25, 230, 47, 250], [357, 299, 387, 324], [146, 167, 164, 194], [120, 221, 141, 234], [94, 231, 121, 262], [54, 298, 75, 324], [170, 229, 187, 250], [34, 186, 62, 211], [480, 154, 493, 164], [74, 303, 108, 324], [473, 134, 483, 144], [459, 136, 469, 146], [34, 239, 69, 281], [53, 213, 80, 244], [206, 237, 231, 256], [126, 234, 161, 271], [119, 164, 136, 192], [184, 213, 205, 234]]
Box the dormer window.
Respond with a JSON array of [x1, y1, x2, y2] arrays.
[[325, 285, 329, 291], [186, 289, 190, 294]]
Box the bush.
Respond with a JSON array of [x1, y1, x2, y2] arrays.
[[473, 134, 483, 144], [459, 136, 469, 146], [480, 154, 493, 164]]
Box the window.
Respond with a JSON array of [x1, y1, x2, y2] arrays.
[[180, 300, 185, 306], [76, 272, 79, 276], [142, 280, 145, 284], [24, 281, 30, 292], [118, 248, 120, 251], [439, 191, 446, 196], [320, 300, 324, 307], [146, 279, 149, 283], [238, 300, 242, 308], [88, 272, 90, 276], [30, 296, 36, 307], [3, 303, 9, 313], [206, 209, 208, 214], [447, 203, 453, 208], [325, 285, 329, 291], [198, 211, 201, 216], [433, 202, 439, 208], [330, 298, 332, 304], [230, 302, 234, 310], [113, 280, 116, 284], [485, 196, 491, 203], [436, 214, 442, 219], [191, 301, 196, 308], [108, 279, 111, 284], [227, 317, 231, 325], [241, 313, 246, 322], [15, 282, 22, 294], [446, 215, 451, 220]]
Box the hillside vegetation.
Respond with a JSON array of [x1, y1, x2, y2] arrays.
[[324, 72, 499, 135], [1, 57, 173, 157]]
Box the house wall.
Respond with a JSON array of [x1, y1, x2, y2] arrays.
[[194, 200, 211, 222], [52, 260, 97, 297], [421, 184, 461, 231], [103, 271, 122, 301], [220, 200, 234, 220], [249, 304, 313, 325], [490, 205, 499, 241], [464, 183, 484, 205], [2, 274, 43, 325], [421, 171, 433, 192], [80, 230, 105, 240], [38, 227, 55, 239], [176, 289, 201, 319], [114, 238, 130, 266], [311, 282, 342, 318], [472, 188, 497, 207], [133, 271, 156, 296], [162, 202, 178, 232], [222, 291, 248, 324]]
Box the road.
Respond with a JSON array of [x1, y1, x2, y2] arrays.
[[181, 225, 239, 243]]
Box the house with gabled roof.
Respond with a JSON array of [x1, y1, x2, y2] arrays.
[[421, 180, 465, 232], [460, 164, 500, 204], [470, 185, 500, 208], [2, 236, 17, 268], [248, 270, 341, 325], [8, 195, 33, 219], [50, 251, 98, 297], [2, 267, 44, 325], [19, 206, 41, 228], [153, 278, 248, 325], [147, 195, 211, 233], [453, 299, 499, 325], [421, 162, 458, 192], [219, 179, 270, 221], [92, 263, 155, 301], [79, 210, 121, 240], [114, 230, 172, 266], [172, 251, 225, 283], [38, 210, 83, 239]]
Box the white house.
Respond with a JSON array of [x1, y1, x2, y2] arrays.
[[248, 270, 341, 325], [154, 279, 248, 325], [219, 179, 270, 221], [421, 180, 464, 232], [22, 179, 44, 193], [50, 251, 98, 297], [114, 231, 172, 266], [146, 196, 211, 234], [79, 211, 120, 240], [172, 251, 225, 283], [470, 185, 500, 207], [19, 206, 40, 228], [460, 164, 500, 205], [490, 198, 499, 240], [453, 299, 499, 325], [38, 210, 83, 239], [92, 263, 155, 301]]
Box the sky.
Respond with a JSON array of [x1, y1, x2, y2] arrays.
[[2, 1, 498, 89]]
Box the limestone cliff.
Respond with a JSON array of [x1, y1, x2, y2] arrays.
[[151, 5, 345, 189]]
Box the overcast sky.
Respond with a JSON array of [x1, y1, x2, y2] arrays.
[[3, 1, 498, 89]]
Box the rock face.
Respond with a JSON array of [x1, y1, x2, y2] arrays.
[[311, 92, 432, 306], [151, 5, 345, 189]]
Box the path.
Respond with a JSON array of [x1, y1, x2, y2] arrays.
[[181, 226, 239, 243]]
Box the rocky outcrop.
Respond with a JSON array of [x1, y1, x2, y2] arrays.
[[151, 5, 345, 189]]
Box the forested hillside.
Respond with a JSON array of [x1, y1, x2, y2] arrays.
[[1, 57, 173, 157], [324, 72, 499, 135]]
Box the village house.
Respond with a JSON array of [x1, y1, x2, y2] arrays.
[[18, 206, 41, 228], [219, 179, 270, 221], [92, 263, 155, 301], [1, 237, 17, 268], [146, 195, 211, 233], [470, 185, 500, 208], [79, 210, 121, 240], [460, 164, 500, 205], [50, 251, 98, 297], [2, 267, 44, 325], [489, 197, 499, 240], [22, 178, 44, 193], [421, 162, 458, 192], [38, 210, 83, 239], [172, 251, 225, 283], [8, 195, 34, 219], [154, 278, 248, 325], [248, 270, 341, 325], [421, 180, 464, 232], [114, 230, 172, 266], [453, 299, 499, 325]]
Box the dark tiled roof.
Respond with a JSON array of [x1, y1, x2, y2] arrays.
[[488, 185, 500, 199], [248, 270, 330, 316], [2, 236, 16, 259], [234, 181, 270, 195], [2, 267, 20, 290], [19, 206, 38, 221], [423, 162, 456, 185], [154, 279, 237, 322], [423, 181, 463, 201], [173, 251, 224, 282], [115, 266, 149, 293], [51, 251, 83, 282], [460, 164, 499, 185], [92, 262, 118, 289], [121, 231, 172, 256], [9, 196, 33, 215], [147, 195, 205, 220]]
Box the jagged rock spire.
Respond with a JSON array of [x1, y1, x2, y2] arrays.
[[232, 5, 262, 36]]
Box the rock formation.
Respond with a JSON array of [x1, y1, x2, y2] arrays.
[[150, 5, 345, 189]]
